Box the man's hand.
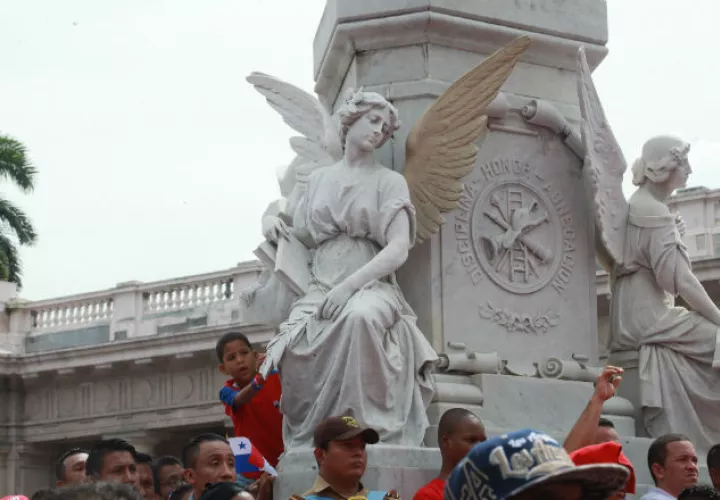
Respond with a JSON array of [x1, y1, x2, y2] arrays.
[[593, 365, 623, 402], [249, 472, 275, 500]]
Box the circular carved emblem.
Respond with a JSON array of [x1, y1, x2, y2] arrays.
[[471, 180, 562, 294]]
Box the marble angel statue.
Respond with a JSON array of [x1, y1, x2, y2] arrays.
[[241, 37, 531, 450], [577, 48, 720, 447]]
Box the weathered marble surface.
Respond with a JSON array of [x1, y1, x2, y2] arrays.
[[310, 0, 608, 365], [243, 36, 529, 450], [578, 48, 720, 451], [440, 119, 596, 367]]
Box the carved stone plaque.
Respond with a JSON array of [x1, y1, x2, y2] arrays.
[[438, 125, 598, 363]]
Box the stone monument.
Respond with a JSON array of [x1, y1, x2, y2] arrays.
[[239, 0, 715, 496], [241, 36, 531, 497], [576, 48, 720, 452], [306, 0, 628, 455]]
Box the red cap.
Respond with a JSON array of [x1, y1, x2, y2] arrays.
[[569, 442, 636, 494]]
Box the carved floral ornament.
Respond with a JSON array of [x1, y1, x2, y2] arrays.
[[478, 301, 559, 334]]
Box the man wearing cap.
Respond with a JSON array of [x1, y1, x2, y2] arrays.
[[445, 428, 629, 500], [298, 416, 399, 500], [570, 442, 637, 499]]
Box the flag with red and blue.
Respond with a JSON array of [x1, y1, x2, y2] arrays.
[[229, 436, 278, 478]]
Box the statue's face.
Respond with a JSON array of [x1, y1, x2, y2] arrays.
[[345, 106, 391, 153], [668, 158, 692, 191]]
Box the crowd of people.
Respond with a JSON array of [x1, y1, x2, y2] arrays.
[[3, 332, 719, 500]]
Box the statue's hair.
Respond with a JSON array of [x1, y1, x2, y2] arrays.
[[631, 136, 690, 186], [336, 88, 400, 150]]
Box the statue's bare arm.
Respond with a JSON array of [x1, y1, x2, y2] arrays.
[[317, 211, 411, 320], [345, 212, 411, 291], [675, 258, 720, 326]]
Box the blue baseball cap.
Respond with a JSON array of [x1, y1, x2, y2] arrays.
[[445, 429, 630, 500]]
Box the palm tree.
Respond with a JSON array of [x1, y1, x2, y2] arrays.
[[0, 134, 37, 288]]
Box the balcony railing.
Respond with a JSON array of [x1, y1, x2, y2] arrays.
[[3, 262, 264, 354]]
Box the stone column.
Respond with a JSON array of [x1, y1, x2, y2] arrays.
[[313, 0, 608, 366], [0, 282, 24, 354], [0, 443, 54, 493], [111, 281, 143, 340]]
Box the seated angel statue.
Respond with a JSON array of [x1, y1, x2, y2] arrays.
[[242, 38, 530, 450], [578, 49, 720, 448]]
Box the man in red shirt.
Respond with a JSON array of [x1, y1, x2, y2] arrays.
[[217, 332, 283, 470], [413, 409, 486, 500]]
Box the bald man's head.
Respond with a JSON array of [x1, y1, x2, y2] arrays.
[[438, 408, 486, 471]]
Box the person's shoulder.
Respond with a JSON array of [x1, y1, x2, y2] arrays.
[[377, 165, 405, 183], [412, 479, 444, 500], [309, 163, 341, 181], [376, 166, 410, 197], [628, 189, 671, 217]]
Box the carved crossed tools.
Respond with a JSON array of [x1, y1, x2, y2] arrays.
[[481, 192, 551, 264]]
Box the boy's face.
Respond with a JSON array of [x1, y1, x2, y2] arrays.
[[219, 339, 257, 383]]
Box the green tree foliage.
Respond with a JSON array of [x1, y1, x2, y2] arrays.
[[0, 134, 37, 288]]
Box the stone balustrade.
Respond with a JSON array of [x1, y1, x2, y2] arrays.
[[4, 252, 719, 356], [1, 261, 264, 354]]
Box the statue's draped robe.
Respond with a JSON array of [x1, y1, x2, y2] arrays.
[[611, 207, 720, 448], [266, 163, 438, 450]]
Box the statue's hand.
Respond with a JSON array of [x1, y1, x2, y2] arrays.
[[675, 214, 686, 237], [262, 215, 290, 244], [592, 365, 623, 402], [317, 282, 357, 320]]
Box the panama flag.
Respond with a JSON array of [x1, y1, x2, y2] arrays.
[[229, 437, 278, 478]]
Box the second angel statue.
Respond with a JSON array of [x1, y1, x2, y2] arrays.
[[241, 37, 530, 449], [578, 48, 720, 449]]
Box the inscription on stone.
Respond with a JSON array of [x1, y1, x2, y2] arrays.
[[541, 182, 576, 295], [454, 158, 577, 297], [455, 185, 483, 285]]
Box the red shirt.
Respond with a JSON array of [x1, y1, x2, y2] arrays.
[[413, 478, 445, 500], [221, 372, 284, 467]]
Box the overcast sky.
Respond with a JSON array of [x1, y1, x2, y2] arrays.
[[1, 0, 718, 300]]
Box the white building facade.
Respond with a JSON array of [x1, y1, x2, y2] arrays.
[[0, 262, 273, 492], [1, 187, 718, 492]]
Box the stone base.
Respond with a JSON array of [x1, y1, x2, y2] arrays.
[[427, 374, 626, 440], [425, 373, 711, 498], [275, 445, 440, 500]]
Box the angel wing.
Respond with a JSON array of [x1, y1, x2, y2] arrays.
[[402, 36, 531, 243], [576, 48, 629, 271], [246, 72, 343, 196]]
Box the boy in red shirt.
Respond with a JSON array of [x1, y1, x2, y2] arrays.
[[413, 408, 486, 500], [217, 332, 284, 469]]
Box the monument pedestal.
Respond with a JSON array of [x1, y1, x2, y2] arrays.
[[312, 0, 608, 363], [275, 445, 440, 500], [280, 1, 700, 498]]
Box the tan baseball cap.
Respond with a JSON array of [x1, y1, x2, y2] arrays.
[[313, 416, 380, 448]]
